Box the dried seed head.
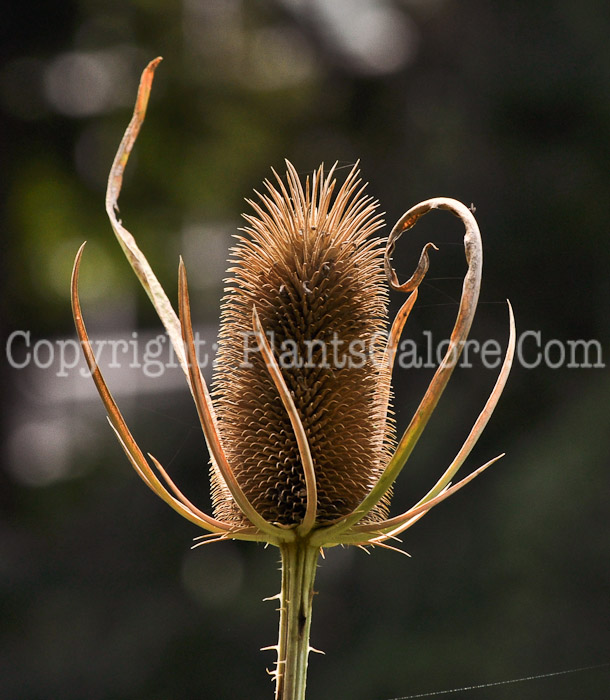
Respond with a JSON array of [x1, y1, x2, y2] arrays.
[[212, 162, 394, 527]]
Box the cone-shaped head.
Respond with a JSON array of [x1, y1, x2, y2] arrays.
[[212, 163, 394, 528]]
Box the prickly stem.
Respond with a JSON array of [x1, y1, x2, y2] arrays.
[[274, 542, 320, 700]]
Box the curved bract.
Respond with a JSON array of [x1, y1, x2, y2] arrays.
[[72, 58, 515, 700]]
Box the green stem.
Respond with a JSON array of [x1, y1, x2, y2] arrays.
[[275, 541, 320, 700]]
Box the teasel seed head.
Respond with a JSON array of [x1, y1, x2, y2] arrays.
[[74, 57, 515, 553], [212, 162, 394, 527], [72, 59, 517, 700]]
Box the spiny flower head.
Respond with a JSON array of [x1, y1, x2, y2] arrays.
[[213, 162, 393, 527], [72, 57, 515, 553]]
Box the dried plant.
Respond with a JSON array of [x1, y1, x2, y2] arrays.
[[71, 59, 515, 700]]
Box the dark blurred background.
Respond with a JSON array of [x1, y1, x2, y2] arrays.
[[1, 1, 609, 699]]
